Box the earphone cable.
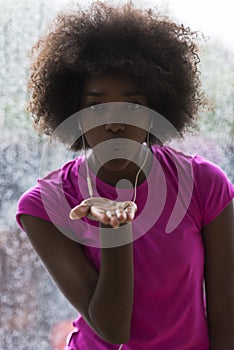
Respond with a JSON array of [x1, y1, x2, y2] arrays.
[[132, 131, 150, 203], [80, 127, 93, 197]]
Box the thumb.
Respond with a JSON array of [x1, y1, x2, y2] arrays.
[[69, 204, 90, 220]]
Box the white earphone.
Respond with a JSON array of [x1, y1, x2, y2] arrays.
[[149, 119, 153, 131]]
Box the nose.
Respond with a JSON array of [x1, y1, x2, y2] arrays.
[[104, 123, 125, 133]]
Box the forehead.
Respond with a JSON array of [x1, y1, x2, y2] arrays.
[[82, 72, 146, 95]]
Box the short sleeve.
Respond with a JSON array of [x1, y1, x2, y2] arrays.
[[16, 176, 72, 232], [16, 185, 51, 231], [192, 154, 234, 227]]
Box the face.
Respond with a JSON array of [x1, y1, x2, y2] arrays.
[[79, 72, 151, 173]]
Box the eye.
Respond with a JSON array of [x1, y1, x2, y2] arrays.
[[126, 103, 142, 110], [88, 103, 104, 111]]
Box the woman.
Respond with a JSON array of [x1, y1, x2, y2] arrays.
[[16, 2, 234, 349]]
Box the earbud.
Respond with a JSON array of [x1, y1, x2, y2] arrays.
[[149, 120, 153, 130], [78, 121, 82, 131]]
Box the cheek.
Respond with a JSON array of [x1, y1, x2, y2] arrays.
[[83, 128, 103, 147], [130, 126, 148, 143]]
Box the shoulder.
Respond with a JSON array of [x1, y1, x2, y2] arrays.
[[18, 155, 82, 204], [16, 155, 85, 231], [41, 155, 84, 182], [190, 153, 234, 193], [152, 144, 233, 183], [151, 144, 195, 182], [151, 145, 234, 226], [151, 144, 194, 167]]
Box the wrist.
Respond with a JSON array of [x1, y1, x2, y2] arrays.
[[99, 222, 133, 248]]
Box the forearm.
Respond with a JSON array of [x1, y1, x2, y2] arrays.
[[88, 223, 134, 344]]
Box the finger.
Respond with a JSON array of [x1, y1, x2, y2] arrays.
[[90, 207, 110, 224], [125, 202, 137, 222], [69, 204, 90, 220], [116, 209, 127, 222], [109, 216, 120, 228], [106, 211, 120, 228]]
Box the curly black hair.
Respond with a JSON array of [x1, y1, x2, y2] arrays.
[[27, 1, 207, 150]]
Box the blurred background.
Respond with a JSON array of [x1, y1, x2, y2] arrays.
[[0, 0, 233, 349]]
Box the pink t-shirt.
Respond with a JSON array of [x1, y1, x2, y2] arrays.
[[16, 145, 234, 350]]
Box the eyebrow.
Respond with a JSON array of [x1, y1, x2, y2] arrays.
[[82, 91, 146, 98]]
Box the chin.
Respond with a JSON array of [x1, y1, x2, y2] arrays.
[[102, 158, 130, 172]]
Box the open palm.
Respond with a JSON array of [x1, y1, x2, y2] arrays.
[[69, 197, 137, 228]]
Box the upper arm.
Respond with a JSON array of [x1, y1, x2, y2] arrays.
[[202, 200, 234, 326], [20, 214, 99, 323]]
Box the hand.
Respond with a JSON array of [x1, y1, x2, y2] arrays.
[[69, 197, 137, 228]]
